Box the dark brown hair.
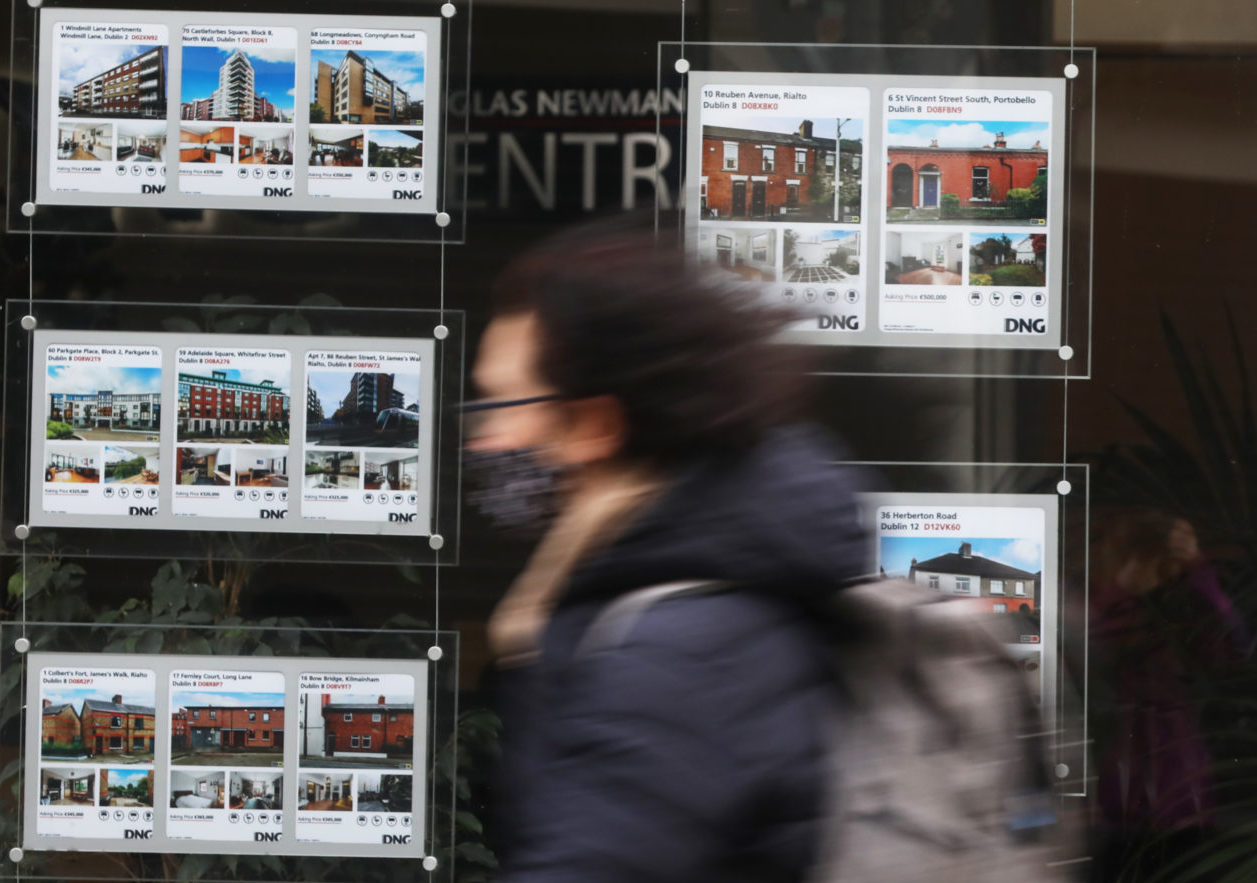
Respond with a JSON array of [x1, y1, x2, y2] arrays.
[[491, 219, 812, 466]]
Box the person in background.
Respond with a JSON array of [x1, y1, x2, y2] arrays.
[[468, 222, 869, 882]]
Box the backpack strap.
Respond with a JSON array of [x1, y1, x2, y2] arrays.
[[576, 580, 728, 657]]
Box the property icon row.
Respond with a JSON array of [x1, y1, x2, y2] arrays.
[[363, 493, 419, 506], [782, 287, 861, 305], [967, 291, 1047, 307]]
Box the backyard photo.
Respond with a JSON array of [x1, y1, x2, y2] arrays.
[[968, 232, 1046, 286], [783, 229, 860, 284]]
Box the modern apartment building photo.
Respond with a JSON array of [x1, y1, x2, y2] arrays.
[[180, 45, 295, 123], [310, 49, 424, 126], [306, 369, 420, 448], [46, 364, 161, 442], [177, 368, 291, 443], [56, 123, 111, 162], [58, 43, 167, 119]]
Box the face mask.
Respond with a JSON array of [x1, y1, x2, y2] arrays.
[[464, 448, 562, 538]]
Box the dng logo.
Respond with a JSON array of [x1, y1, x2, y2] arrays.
[[124, 829, 152, 839], [141, 184, 165, 194], [255, 832, 281, 842], [128, 506, 156, 516], [260, 509, 287, 519], [818, 315, 861, 331], [388, 512, 415, 523], [392, 190, 422, 200], [1004, 318, 1047, 334], [383, 834, 412, 844], [263, 187, 293, 197]]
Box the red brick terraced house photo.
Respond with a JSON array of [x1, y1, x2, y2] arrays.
[[80, 694, 156, 758], [41, 700, 81, 750], [322, 695, 414, 758], [176, 705, 285, 754], [700, 120, 863, 223]]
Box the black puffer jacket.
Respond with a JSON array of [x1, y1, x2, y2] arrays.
[[494, 426, 870, 883]]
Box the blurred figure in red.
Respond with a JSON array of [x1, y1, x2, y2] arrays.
[[468, 223, 868, 883]]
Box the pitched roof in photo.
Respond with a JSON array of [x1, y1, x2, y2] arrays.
[[912, 542, 1037, 581], [82, 697, 156, 716]]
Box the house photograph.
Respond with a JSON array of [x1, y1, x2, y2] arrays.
[[100, 768, 152, 807], [40, 767, 95, 805], [58, 42, 167, 119], [44, 447, 99, 484], [56, 123, 112, 161], [177, 367, 290, 443], [170, 679, 285, 766], [298, 688, 415, 769], [41, 681, 156, 762], [700, 118, 862, 222], [782, 229, 860, 284], [309, 128, 364, 166], [179, 125, 235, 164], [115, 121, 166, 163], [47, 363, 161, 441], [696, 227, 777, 283], [230, 771, 283, 809], [238, 126, 294, 165], [306, 370, 420, 449], [885, 119, 1049, 224], [178, 446, 231, 486], [883, 231, 964, 285], [103, 445, 158, 485], [233, 449, 289, 488], [969, 232, 1047, 286], [310, 48, 423, 126], [355, 772, 412, 813], [305, 450, 359, 490], [170, 770, 224, 808], [363, 455, 418, 492], [367, 129, 423, 168], [299, 772, 353, 811], [180, 45, 294, 122]]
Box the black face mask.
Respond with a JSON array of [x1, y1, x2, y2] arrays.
[[464, 448, 562, 539]]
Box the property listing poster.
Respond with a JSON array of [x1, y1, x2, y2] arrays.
[[36, 666, 156, 841], [296, 673, 416, 846], [694, 84, 870, 334], [43, 343, 162, 518], [172, 347, 292, 520], [863, 493, 1057, 702], [302, 350, 423, 524], [167, 669, 286, 843], [177, 25, 298, 198], [308, 29, 426, 201], [880, 86, 1053, 338], [47, 20, 170, 196]]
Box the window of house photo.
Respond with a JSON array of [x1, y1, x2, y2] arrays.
[[209, 710, 216, 719], [344, 712, 353, 721], [990, 579, 1005, 595], [262, 712, 270, 721], [110, 716, 121, 728], [363, 736, 372, 749], [373, 713, 382, 722], [955, 577, 971, 594], [992, 603, 1007, 613], [110, 736, 122, 749], [700, 176, 708, 212], [248, 711, 256, 721], [752, 233, 769, 262], [761, 146, 774, 172], [1015, 581, 1027, 596], [972, 166, 990, 199], [722, 142, 737, 170], [795, 148, 807, 173], [351, 735, 360, 747]]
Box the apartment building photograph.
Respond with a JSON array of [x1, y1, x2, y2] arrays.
[[177, 368, 290, 443], [309, 127, 364, 167], [116, 121, 166, 163], [367, 129, 423, 168], [886, 119, 1049, 224], [47, 363, 162, 442], [701, 118, 863, 222], [180, 45, 294, 122], [179, 124, 235, 164], [306, 370, 420, 448], [238, 126, 295, 165], [310, 49, 423, 126], [56, 123, 111, 162], [58, 43, 167, 119]]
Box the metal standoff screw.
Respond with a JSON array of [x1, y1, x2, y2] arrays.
[[433, 324, 449, 341], [20, 315, 37, 331], [674, 58, 691, 74], [20, 202, 36, 217], [1054, 763, 1070, 779], [1063, 63, 1079, 79], [14, 637, 30, 654], [7, 848, 22, 864], [24, 0, 39, 8], [434, 211, 451, 228], [1058, 345, 1074, 361], [428, 534, 445, 551], [1056, 480, 1072, 496], [440, 2, 456, 17], [14, 524, 30, 541], [427, 646, 443, 662], [422, 856, 438, 872]]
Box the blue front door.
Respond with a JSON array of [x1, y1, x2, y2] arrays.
[[922, 175, 939, 207]]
